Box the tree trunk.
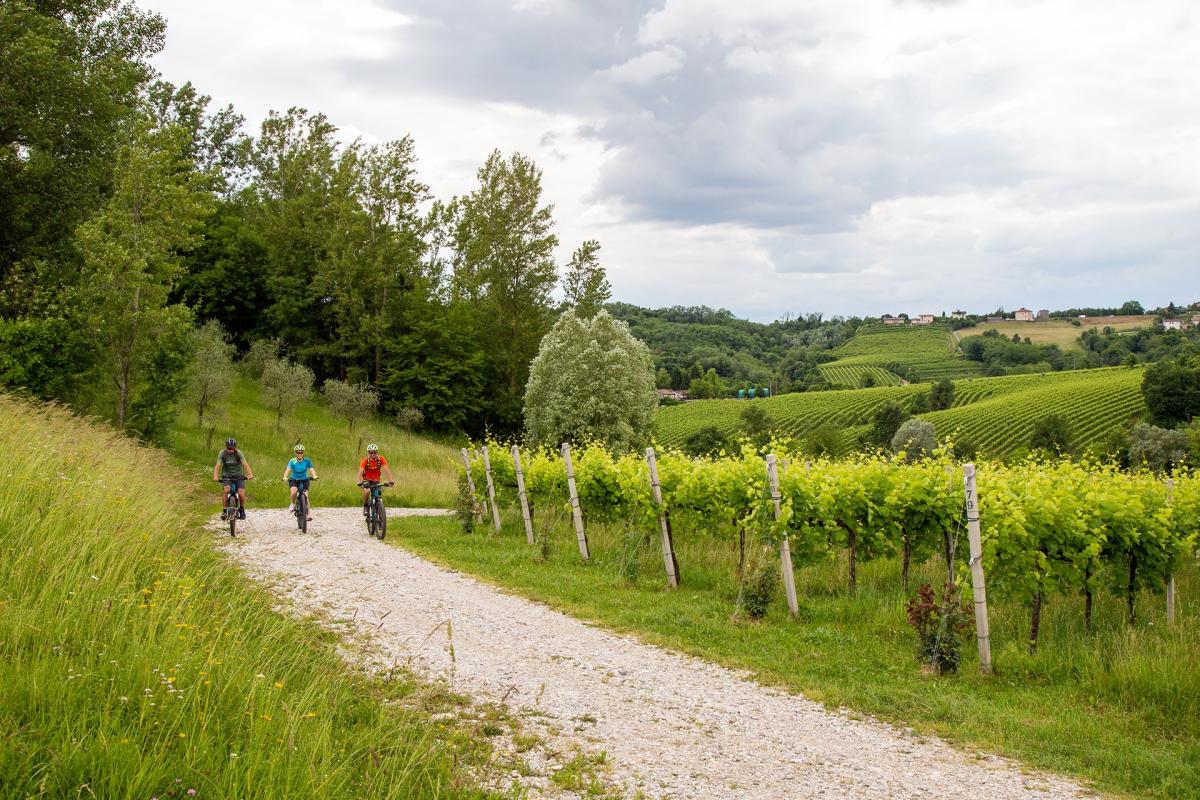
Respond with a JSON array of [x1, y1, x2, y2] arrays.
[[942, 529, 954, 584], [1084, 565, 1093, 634], [848, 526, 857, 594], [1029, 590, 1044, 655], [1127, 554, 1138, 626], [736, 519, 745, 578]]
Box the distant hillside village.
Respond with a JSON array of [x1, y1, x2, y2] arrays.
[[879, 304, 1200, 329]]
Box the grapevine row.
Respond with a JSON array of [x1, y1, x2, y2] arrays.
[[462, 444, 1199, 652]]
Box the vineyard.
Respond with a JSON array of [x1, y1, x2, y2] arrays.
[[817, 363, 903, 388], [823, 322, 984, 382], [655, 366, 1148, 458], [463, 445, 1200, 654]]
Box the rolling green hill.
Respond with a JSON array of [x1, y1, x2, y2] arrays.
[[169, 377, 459, 509], [655, 366, 1147, 458], [823, 321, 984, 382]]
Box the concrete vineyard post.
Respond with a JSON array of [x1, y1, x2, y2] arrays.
[[561, 443, 590, 561], [963, 463, 993, 674], [512, 445, 535, 546], [645, 447, 679, 588], [1167, 478, 1176, 626], [481, 446, 501, 533], [766, 454, 799, 619], [460, 448, 481, 521]]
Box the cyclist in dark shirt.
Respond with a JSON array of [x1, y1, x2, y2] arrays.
[[213, 437, 255, 519]]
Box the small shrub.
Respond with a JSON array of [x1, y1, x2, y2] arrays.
[[1030, 413, 1072, 454], [455, 475, 478, 535], [892, 418, 936, 461], [683, 425, 733, 457], [905, 583, 973, 675], [737, 548, 778, 620], [806, 424, 845, 458], [241, 337, 281, 378], [395, 406, 425, 432]]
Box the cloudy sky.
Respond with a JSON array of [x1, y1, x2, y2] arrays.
[[142, 0, 1199, 321]]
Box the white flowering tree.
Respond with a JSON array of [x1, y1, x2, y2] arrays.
[[523, 310, 657, 452]]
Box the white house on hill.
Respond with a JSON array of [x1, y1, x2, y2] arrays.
[[951, 310, 968, 319], [912, 314, 935, 325], [1014, 308, 1034, 322], [1164, 318, 1183, 330]]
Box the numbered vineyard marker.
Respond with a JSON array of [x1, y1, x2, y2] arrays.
[[766, 454, 799, 619], [646, 447, 679, 589], [1167, 478, 1176, 626], [481, 446, 501, 533], [561, 443, 590, 561], [460, 448, 481, 522], [963, 463, 993, 674], [512, 445, 535, 546]]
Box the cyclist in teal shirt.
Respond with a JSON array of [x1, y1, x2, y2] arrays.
[[284, 444, 319, 519]]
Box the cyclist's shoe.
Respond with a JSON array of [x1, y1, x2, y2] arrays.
[[220, 511, 228, 521], [363, 504, 369, 517], [238, 508, 246, 520], [288, 503, 294, 513]]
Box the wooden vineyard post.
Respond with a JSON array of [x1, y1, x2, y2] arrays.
[[460, 448, 481, 521], [481, 446, 501, 533], [512, 445, 535, 546], [561, 443, 590, 561], [1167, 478, 1176, 626], [766, 454, 799, 619], [645, 447, 679, 588], [962, 463, 993, 674]]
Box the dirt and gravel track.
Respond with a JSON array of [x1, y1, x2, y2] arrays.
[[218, 507, 1094, 800]]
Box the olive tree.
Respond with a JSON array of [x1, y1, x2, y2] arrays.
[[1127, 423, 1190, 473], [523, 310, 656, 452], [323, 378, 379, 434], [185, 319, 235, 427], [261, 357, 314, 430]]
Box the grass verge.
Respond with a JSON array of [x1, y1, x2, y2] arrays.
[[168, 377, 459, 509], [386, 508, 1200, 799], [0, 394, 498, 799]]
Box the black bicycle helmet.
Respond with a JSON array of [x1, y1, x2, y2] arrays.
[[225, 437, 237, 448]]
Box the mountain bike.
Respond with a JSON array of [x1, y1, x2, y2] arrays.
[[291, 477, 317, 534], [360, 481, 393, 540], [217, 478, 247, 537]]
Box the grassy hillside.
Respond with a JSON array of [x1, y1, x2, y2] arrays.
[[169, 377, 459, 509], [956, 315, 1155, 349], [823, 322, 983, 381], [656, 366, 1147, 457], [0, 395, 496, 799]]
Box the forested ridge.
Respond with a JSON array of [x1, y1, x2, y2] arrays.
[[0, 0, 610, 439]]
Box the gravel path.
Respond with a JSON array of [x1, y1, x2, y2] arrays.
[[219, 508, 1096, 800]]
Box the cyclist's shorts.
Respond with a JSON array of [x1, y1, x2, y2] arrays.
[[289, 478, 310, 493], [224, 478, 246, 492]]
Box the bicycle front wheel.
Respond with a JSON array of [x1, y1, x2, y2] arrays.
[[298, 493, 308, 533], [374, 498, 387, 539]]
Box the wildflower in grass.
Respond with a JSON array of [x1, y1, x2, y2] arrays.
[[260, 714, 271, 721], [304, 712, 316, 718], [273, 681, 283, 689]]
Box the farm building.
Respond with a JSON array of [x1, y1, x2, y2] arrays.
[[881, 314, 905, 325], [951, 309, 968, 319], [912, 314, 935, 325], [1014, 308, 1034, 322], [1163, 318, 1183, 330], [1037, 309, 1050, 320], [1191, 314, 1200, 327], [657, 389, 689, 401]]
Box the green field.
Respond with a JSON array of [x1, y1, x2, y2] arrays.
[[822, 322, 984, 382], [169, 377, 460, 510], [656, 366, 1147, 457], [956, 315, 1155, 349], [0, 395, 497, 799]]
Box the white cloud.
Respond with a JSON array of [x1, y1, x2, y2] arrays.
[[140, 0, 1200, 319]]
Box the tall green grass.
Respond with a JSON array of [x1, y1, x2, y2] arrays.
[[0, 395, 496, 799], [169, 378, 459, 509], [391, 507, 1200, 799]]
